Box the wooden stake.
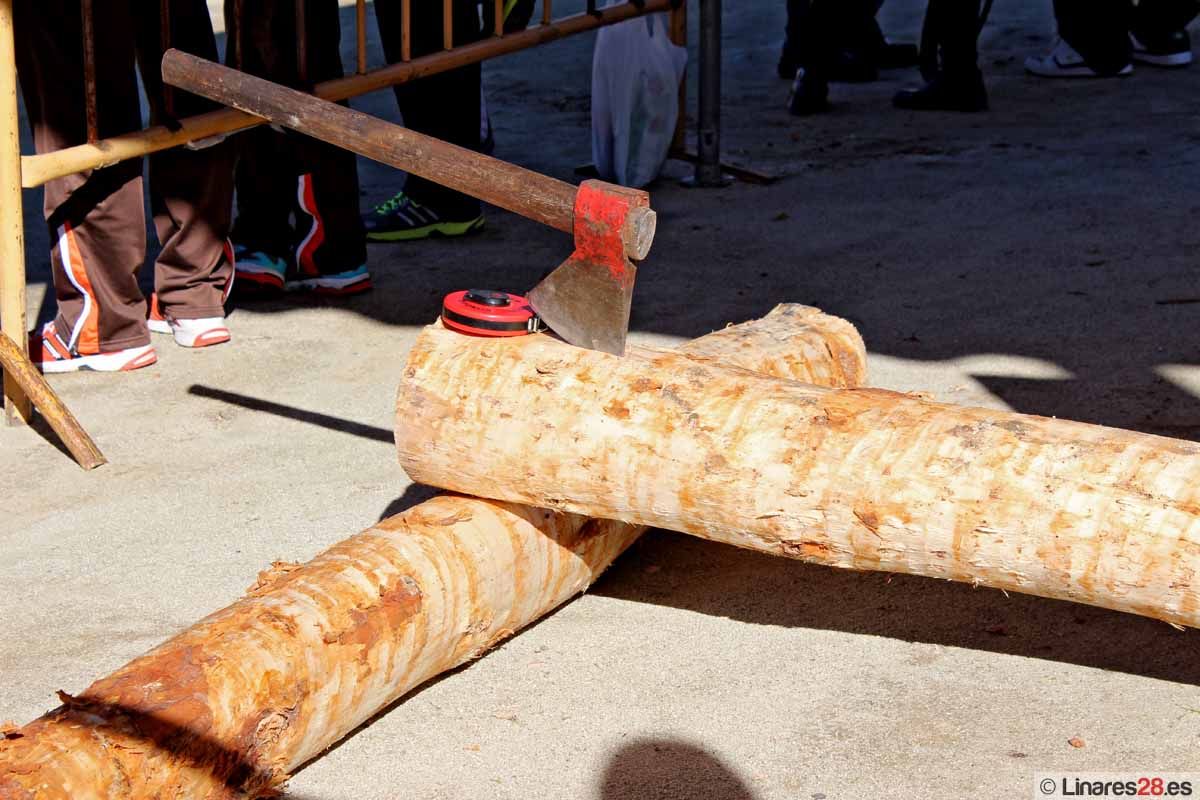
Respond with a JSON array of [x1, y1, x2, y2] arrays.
[[0, 0, 30, 424], [443, 0, 452, 49], [0, 306, 864, 798], [543, 0, 552, 25], [396, 321, 1200, 629], [0, 332, 106, 469], [21, 0, 672, 188]]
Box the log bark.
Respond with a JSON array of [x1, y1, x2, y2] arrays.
[[0, 305, 863, 800], [396, 318, 1200, 629]]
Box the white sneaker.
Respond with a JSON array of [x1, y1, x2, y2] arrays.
[[1025, 38, 1133, 77], [148, 294, 231, 348], [30, 322, 157, 373]]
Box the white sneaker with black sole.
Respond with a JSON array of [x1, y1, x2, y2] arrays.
[[1025, 38, 1133, 77]]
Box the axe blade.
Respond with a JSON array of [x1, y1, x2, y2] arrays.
[[528, 255, 635, 357]]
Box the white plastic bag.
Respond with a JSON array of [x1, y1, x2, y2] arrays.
[[591, 9, 688, 188]]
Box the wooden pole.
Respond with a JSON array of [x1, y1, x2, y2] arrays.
[[20, 0, 673, 188], [355, 0, 367, 73], [160, 0, 176, 118], [542, 0, 552, 25], [233, 0, 244, 70], [0, 332, 106, 469], [0, 306, 865, 799], [494, 0, 504, 35], [395, 322, 1200, 630], [401, 0, 411, 60], [443, 0, 452, 49], [162, 50, 653, 252], [81, 0, 98, 142], [0, 0, 30, 424], [295, 0, 308, 84]]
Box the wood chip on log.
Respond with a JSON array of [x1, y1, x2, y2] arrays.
[[396, 317, 1200, 629], [0, 305, 864, 800]]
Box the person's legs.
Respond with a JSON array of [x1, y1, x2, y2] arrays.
[[134, 0, 234, 345], [936, 0, 983, 80], [788, 0, 838, 113], [1129, 0, 1199, 66], [1133, 0, 1200, 33], [893, 0, 988, 111], [779, 0, 809, 79], [1043, 0, 1132, 74], [369, 0, 485, 238], [224, 0, 299, 289], [289, 0, 368, 286], [225, 0, 369, 293], [15, 0, 157, 371], [827, 0, 882, 82]]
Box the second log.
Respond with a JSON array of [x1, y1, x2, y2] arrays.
[[397, 319, 1200, 628]]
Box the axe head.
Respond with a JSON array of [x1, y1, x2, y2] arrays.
[[527, 180, 654, 357]]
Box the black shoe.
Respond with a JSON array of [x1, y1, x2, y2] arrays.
[[893, 73, 988, 112], [1129, 28, 1193, 67], [787, 69, 830, 115], [876, 41, 920, 70]]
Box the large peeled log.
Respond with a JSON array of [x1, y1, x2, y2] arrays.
[[396, 320, 1200, 629], [0, 305, 864, 800]]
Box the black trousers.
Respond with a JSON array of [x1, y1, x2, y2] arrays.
[[373, 0, 533, 216], [919, 0, 983, 80], [224, 0, 367, 275], [373, 0, 484, 217], [1054, 0, 1200, 74], [786, 0, 882, 81]]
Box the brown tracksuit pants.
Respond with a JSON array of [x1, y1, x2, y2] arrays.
[[224, 0, 366, 276], [15, 0, 234, 354]]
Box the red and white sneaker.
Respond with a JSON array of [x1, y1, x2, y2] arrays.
[[29, 322, 157, 374], [148, 294, 231, 348]]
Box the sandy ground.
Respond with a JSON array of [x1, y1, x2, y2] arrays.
[[3, 1, 1200, 798]]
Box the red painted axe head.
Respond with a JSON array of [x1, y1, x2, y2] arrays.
[[527, 180, 655, 356]]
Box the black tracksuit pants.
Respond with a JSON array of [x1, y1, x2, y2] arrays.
[[224, 0, 367, 275]]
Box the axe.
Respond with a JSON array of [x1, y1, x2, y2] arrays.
[[162, 50, 655, 355]]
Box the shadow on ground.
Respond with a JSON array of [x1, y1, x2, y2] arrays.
[[599, 738, 758, 800], [593, 530, 1200, 687]]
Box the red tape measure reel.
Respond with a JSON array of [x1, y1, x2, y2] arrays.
[[442, 289, 542, 337]]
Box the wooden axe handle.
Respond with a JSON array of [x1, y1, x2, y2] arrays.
[[162, 49, 651, 257]]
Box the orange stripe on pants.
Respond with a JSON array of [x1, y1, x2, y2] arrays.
[[58, 222, 101, 355]]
